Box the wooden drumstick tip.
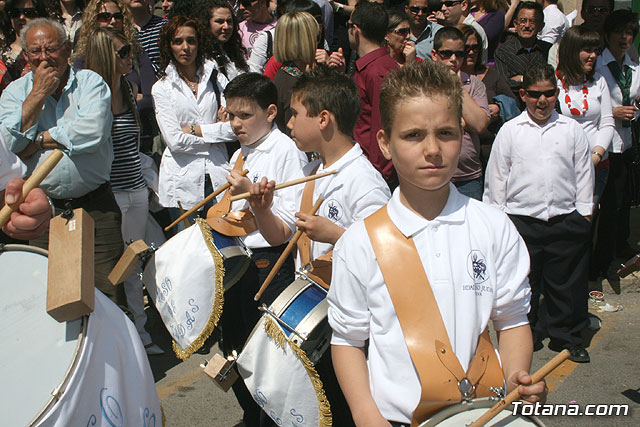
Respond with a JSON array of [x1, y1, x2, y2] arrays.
[[0, 149, 64, 228], [468, 349, 571, 427]]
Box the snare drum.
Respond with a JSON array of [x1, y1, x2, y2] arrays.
[[419, 398, 546, 426], [266, 274, 331, 364], [0, 244, 161, 426], [237, 274, 333, 427], [143, 219, 251, 358]]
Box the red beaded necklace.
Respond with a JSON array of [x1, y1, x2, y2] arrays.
[[558, 72, 589, 116]]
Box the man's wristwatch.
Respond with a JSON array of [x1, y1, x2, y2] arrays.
[[35, 132, 44, 150]]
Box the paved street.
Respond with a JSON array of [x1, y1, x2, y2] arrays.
[[147, 210, 640, 426]]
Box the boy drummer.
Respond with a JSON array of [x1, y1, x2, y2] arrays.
[[217, 73, 308, 426], [327, 61, 547, 426], [246, 65, 391, 424]]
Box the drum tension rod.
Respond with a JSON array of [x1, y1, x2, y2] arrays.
[[258, 304, 306, 342]]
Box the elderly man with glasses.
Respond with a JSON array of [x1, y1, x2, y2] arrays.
[[0, 18, 126, 308], [404, 0, 443, 59], [494, 1, 551, 102]]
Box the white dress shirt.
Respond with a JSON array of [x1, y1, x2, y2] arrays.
[[557, 73, 615, 156], [276, 143, 391, 267], [229, 126, 308, 249], [0, 132, 26, 190], [328, 185, 531, 423], [538, 4, 568, 45], [152, 59, 237, 209], [483, 111, 594, 220], [595, 48, 640, 153]]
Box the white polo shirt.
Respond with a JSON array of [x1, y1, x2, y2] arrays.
[[327, 185, 531, 423], [277, 143, 391, 267], [0, 133, 26, 190], [230, 126, 308, 249], [483, 111, 594, 221]]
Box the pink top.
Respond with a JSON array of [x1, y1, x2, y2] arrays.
[[239, 18, 277, 55]]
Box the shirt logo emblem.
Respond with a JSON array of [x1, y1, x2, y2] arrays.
[[467, 250, 488, 283], [323, 199, 343, 223], [251, 172, 261, 184]]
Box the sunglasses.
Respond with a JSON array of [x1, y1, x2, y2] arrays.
[[408, 5, 430, 14], [437, 49, 466, 59], [97, 11, 124, 21], [8, 7, 39, 19], [441, 0, 462, 7], [525, 89, 557, 99], [585, 6, 609, 14], [390, 27, 411, 36], [115, 44, 132, 59], [465, 44, 480, 52], [240, 0, 258, 7]]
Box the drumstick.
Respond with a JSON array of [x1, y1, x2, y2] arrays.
[[177, 200, 190, 228], [468, 349, 571, 427], [254, 197, 324, 301], [164, 169, 249, 231], [0, 149, 64, 228], [229, 171, 337, 202]]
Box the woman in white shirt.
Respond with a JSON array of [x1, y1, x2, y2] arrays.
[[152, 15, 236, 229], [591, 10, 640, 282], [557, 26, 615, 208]]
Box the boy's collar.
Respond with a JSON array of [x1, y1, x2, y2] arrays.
[[388, 184, 466, 238], [240, 125, 276, 154]]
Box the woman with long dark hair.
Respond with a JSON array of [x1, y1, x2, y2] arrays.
[[152, 16, 236, 228], [1, 0, 47, 80], [556, 25, 614, 206]]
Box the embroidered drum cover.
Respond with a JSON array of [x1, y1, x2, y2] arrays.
[[237, 316, 331, 427], [143, 219, 224, 359], [37, 291, 162, 426]]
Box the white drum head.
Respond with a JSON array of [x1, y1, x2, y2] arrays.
[[421, 399, 545, 426], [0, 245, 84, 426]]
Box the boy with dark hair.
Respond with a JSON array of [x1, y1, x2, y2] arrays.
[[217, 72, 308, 425], [348, 1, 400, 189], [328, 60, 545, 426], [246, 65, 390, 425], [431, 26, 489, 200], [484, 63, 594, 363]]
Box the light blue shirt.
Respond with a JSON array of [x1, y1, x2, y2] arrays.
[[0, 67, 113, 198], [411, 21, 443, 60]]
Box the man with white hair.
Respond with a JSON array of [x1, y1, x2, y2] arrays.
[[0, 18, 126, 307]]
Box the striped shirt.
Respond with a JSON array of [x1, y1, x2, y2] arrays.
[[137, 15, 166, 70], [111, 110, 146, 191], [494, 37, 552, 97]]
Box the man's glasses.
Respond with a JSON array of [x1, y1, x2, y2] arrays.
[[390, 27, 411, 36], [517, 17, 540, 25], [525, 89, 557, 99], [115, 44, 132, 59], [26, 45, 64, 58], [465, 44, 480, 52], [8, 7, 40, 19], [441, 1, 462, 7], [436, 49, 466, 59], [585, 6, 609, 14], [408, 5, 430, 15], [97, 11, 124, 21], [240, 0, 258, 8]]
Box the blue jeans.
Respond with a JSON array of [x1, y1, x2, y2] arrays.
[[453, 177, 483, 200]]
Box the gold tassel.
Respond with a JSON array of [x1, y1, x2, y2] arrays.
[[263, 316, 333, 426], [172, 219, 226, 360]]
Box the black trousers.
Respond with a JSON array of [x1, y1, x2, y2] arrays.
[[219, 244, 295, 427], [591, 151, 632, 278], [509, 211, 590, 348]]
